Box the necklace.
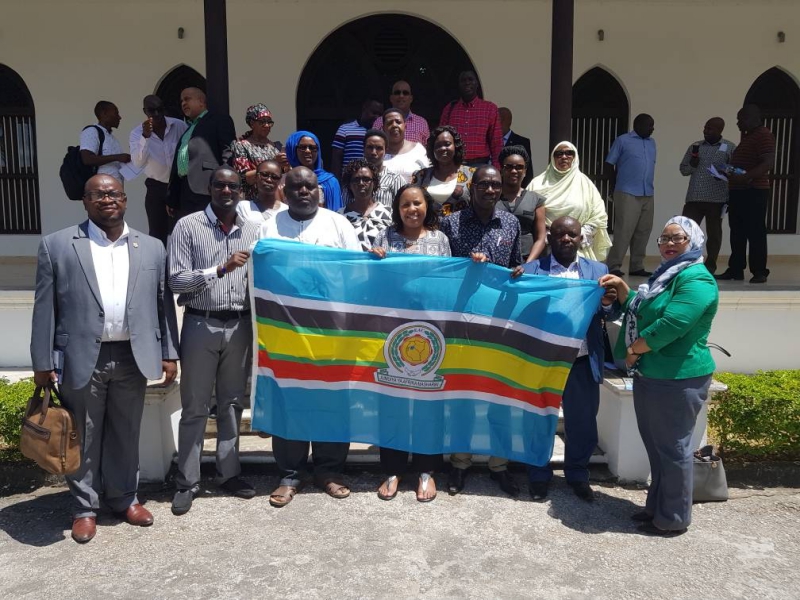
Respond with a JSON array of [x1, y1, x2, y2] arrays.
[[402, 230, 427, 248]]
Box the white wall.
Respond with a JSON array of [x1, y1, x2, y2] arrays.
[[1, 0, 799, 258]]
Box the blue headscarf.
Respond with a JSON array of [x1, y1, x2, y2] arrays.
[[285, 131, 343, 212]]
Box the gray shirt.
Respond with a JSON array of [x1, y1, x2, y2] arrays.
[[679, 138, 736, 204]]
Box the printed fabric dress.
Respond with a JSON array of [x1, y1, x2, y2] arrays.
[[372, 226, 452, 258], [226, 136, 281, 200], [338, 202, 394, 252]]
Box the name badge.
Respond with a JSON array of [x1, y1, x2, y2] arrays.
[[719, 143, 728, 152]]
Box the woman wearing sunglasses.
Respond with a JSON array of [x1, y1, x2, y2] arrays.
[[338, 159, 393, 251], [497, 145, 546, 262], [226, 104, 288, 201], [599, 216, 719, 537], [527, 141, 611, 261], [235, 159, 288, 223]]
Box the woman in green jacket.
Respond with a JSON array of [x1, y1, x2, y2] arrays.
[[600, 216, 718, 536]]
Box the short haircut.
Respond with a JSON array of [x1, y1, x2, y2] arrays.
[[255, 159, 281, 171], [391, 184, 439, 233], [426, 125, 465, 166], [94, 101, 115, 118], [210, 166, 239, 183], [634, 113, 654, 127], [472, 165, 499, 183], [341, 158, 380, 193], [364, 129, 387, 144], [382, 108, 405, 122], [499, 144, 530, 165]]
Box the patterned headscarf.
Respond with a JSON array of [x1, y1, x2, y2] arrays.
[[245, 103, 272, 127]]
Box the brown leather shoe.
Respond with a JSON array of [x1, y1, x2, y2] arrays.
[[120, 503, 154, 527], [71, 517, 96, 543]]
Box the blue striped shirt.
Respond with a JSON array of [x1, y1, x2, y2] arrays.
[[332, 120, 368, 166]]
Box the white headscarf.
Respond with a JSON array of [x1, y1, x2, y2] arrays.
[[527, 141, 612, 261]]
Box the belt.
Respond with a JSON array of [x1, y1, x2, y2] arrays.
[[185, 307, 251, 320]]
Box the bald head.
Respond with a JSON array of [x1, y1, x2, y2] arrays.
[[549, 216, 583, 265], [180, 87, 207, 120], [703, 117, 725, 144], [284, 166, 320, 219]]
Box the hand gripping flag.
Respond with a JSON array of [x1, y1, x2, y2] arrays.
[[250, 239, 604, 466]]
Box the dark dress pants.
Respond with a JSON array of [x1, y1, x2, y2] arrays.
[[682, 202, 724, 274], [177, 177, 211, 220], [272, 437, 349, 488], [727, 188, 769, 277], [528, 357, 598, 483]]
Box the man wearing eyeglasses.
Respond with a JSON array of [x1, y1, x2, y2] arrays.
[[330, 99, 384, 181], [31, 174, 179, 543], [167, 167, 261, 515], [129, 95, 188, 245], [439, 166, 523, 497], [371, 80, 431, 145]]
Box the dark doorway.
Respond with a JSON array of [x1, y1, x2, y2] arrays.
[[0, 64, 40, 234], [745, 67, 800, 234], [296, 14, 479, 169], [572, 67, 629, 232], [155, 65, 207, 120]]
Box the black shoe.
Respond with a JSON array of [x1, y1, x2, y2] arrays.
[[609, 269, 625, 277], [715, 270, 744, 281], [631, 510, 653, 522], [568, 481, 595, 502], [528, 481, 549, 501], [208, 405, 218, 419], [749, 274, 768, 284], [490, 470, 520, 496], [220, 476, 256, 499], [636, 522, 687, 537], [171, 489, 195, 516], [629, 269, 653, 277], [447, 468, 468, 495]]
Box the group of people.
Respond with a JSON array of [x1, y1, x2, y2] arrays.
[[36, 69, 763, 543]]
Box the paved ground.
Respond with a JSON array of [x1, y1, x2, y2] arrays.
[[0, 468, 798, 599]]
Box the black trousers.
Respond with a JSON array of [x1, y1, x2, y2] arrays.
[[177, 177, 211, 220], [682, 202, 724, 274], [379, 447, 444, 475], [144, 178, 171, 246], [727, 188, 769, 276]]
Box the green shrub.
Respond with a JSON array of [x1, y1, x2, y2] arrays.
[[0, 377, 36, 461], [709, 370, 800, 461]]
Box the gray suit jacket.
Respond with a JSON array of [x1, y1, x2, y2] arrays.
[[30, 221, 179, 390]]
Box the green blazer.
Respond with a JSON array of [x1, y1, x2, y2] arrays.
[[615, 264, 718, 380]]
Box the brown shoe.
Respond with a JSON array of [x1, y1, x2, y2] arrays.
[[119, 503, 154, 527], [71, 517, 96, 543]]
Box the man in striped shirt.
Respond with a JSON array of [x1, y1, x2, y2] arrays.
[[168, 167, 261, 515], [439, 71, 503, 168], [330, 99, 384, 181]]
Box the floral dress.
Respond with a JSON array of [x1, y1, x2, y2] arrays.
[[226, 135, 281, 200], [411, 165, 474, 216]]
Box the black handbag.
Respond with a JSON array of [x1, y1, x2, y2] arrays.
[[692, 445, 728, 502]]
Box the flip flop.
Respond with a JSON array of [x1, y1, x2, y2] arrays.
[[416, 472, 437, 503], [268, 485, 297, 508], [377, 475, 400, 501], [322, 481, 351, 499]]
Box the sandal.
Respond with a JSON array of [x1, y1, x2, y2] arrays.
[[377, 475, 400, 501], [416, 472, 437, 503], [322, 481, 351, 499], [268, 485, 297, 508]]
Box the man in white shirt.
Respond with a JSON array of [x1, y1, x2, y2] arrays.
[[129, 95, 188, 244], [259, 166, 359, 508], [80, 101, 131, 184]]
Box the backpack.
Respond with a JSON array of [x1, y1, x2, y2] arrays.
[[60, 125, 104, 200]]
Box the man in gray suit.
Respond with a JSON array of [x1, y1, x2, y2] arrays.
[[31, 174, 179, 543]]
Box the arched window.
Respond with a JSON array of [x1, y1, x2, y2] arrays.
[[155, 65, 206, 120], [296, 14, 479, 168], [0, 64, 40, 234], [745, 67, 800, 234], [572, 67, 629, 231]]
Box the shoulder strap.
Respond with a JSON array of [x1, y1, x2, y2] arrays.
[[81, 125, 105, 156]]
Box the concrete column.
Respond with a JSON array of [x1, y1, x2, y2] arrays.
[[204, 0, 230, 115], [549, 0, 575, 152]]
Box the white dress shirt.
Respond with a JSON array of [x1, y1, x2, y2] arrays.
[[80, 125, 124, 182], [129, 117, 188, 183], [549, 259, 588, 357], [236, 200, 288, 223], [87, 220, 130, 341], [258, 208, 361, 250]]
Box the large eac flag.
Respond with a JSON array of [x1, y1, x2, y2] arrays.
[[250, 239, 604, 466]]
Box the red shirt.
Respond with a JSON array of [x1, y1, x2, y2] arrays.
[[730, 126, 775, 190], [440, 97, 503, 168]]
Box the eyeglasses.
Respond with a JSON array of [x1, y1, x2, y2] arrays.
[[211, 181, 242, 191], [257, 172, 282, 181], [351, 176, 373, 184], [657, 234, 690, 245], [253, 119, 274, 126], [553, 150, 576, 158], [297, 145, 318, 152], [392, 90, 411, 96], [502, 164, 526, 172], [84, 190, 126, 201], [474, 181, 503, 191]]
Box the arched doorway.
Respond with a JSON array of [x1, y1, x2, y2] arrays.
[[296, 14, 479, 168], [745, 67, 800, 234], [155, 65, 207, 120], [0, 64, 40, 234], [572, 67, 629, 231]]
